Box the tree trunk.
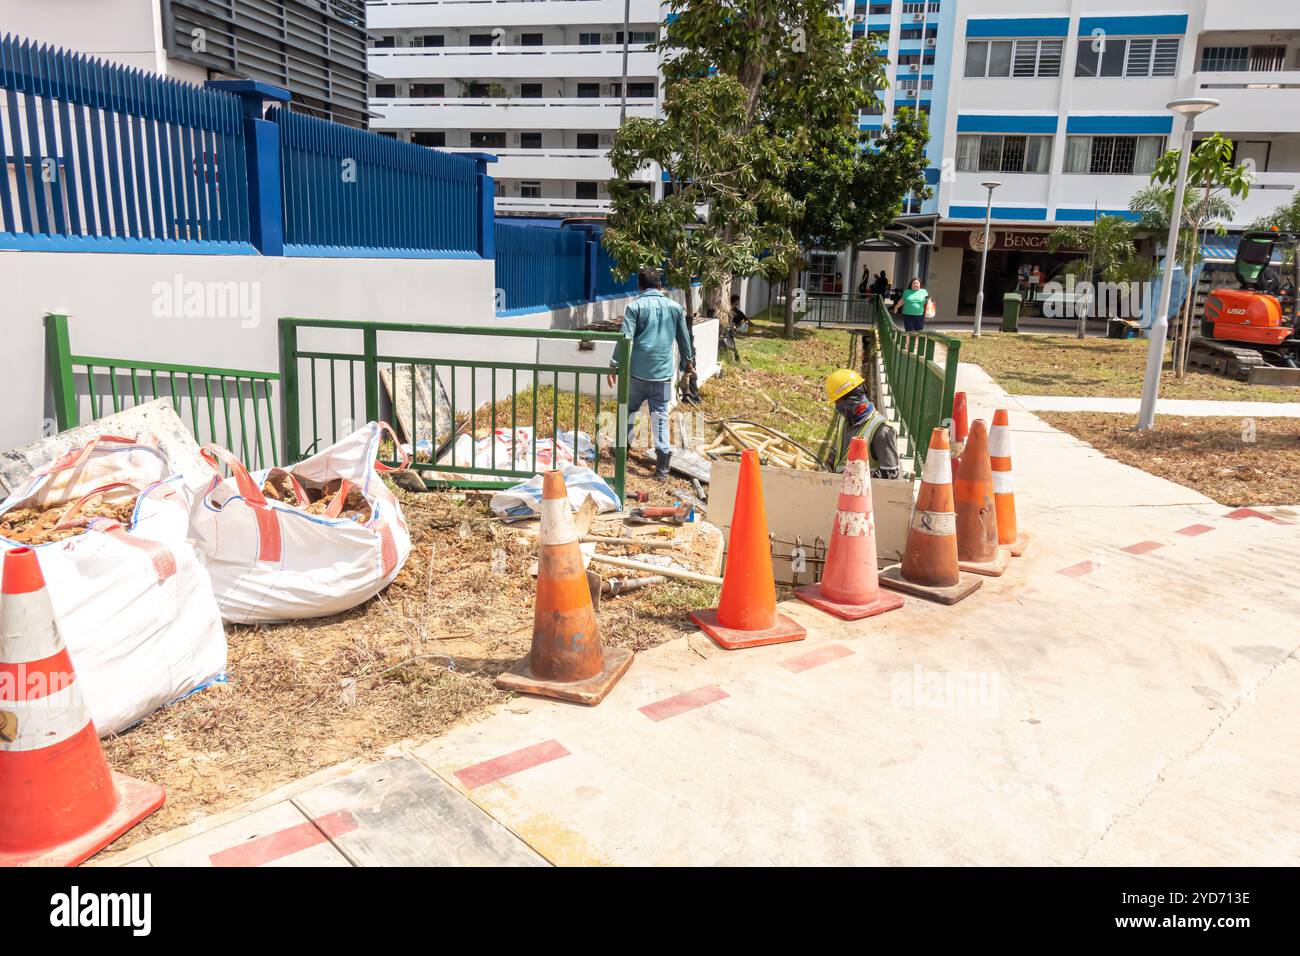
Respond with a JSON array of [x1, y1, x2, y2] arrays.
[[783, 259, 799, 338]]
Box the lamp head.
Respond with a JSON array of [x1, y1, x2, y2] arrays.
[[980, 180, 1001, 191], [1167, 97, 1219, 117]]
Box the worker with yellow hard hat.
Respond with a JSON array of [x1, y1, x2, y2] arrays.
[[825, 369, 900, 478]]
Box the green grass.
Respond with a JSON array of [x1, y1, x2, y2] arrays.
[[953, 333, 1299, 403]]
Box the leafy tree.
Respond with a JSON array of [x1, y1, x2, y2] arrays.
[[1047, 215, 1149, 336], [1146, 132, 1252, 377], [603, 1, 928, 336], [1252, 189, 1300, 233]]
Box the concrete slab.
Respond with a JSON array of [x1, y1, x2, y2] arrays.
[[291, 756, 547, 867], [146, 802, 353, 868]]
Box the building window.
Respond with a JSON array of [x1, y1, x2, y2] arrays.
[[520, 33, 543, 47], [965, 39, 1062, 78], [373, 36, 395, 48], [520, 182, 542, 199], [412, 131, 446, 147], [955, 135, 1052, 174], [578, 32, 602, 46], [1199, 45, 1286, 72], [377, 131, 398, 140], [869, 3, 891, 14], [576, 83, 601, 98], [627, 81, 655, 98], [469, 34, 496, 47], [414, 35, 443, 48], [1075, 37, 1180, 77], [374, 83, 396, 98], [470, 131, 507, 149], [520, 83, 543, 98], [409, 83, 444, 98], [576, 133, 600, 150], [1064, 135, 1165, 175], [520, 132, 542, 149], [575, 181, 599, 200], [625, 30, 656, 44]]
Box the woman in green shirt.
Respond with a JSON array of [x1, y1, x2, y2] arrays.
[[892, 277, 930, 332]]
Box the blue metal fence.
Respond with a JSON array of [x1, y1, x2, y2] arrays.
[[0, 34, 252, 253], [270, 107, 483, 258], [592, 239, 638, 299], [495, 222, 588, 313]]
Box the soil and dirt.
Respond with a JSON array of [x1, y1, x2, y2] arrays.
[[0, 493, 139, 545], [1040, 412, 1300, 505]]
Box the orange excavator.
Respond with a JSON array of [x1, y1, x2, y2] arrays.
[[1194, 230, 1300, 380]]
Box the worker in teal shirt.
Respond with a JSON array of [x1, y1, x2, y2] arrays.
[[607, 268, 695, 479], [892, 276, 931, 332]]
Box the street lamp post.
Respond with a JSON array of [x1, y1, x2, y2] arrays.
[[1136, 97, 1219, 431], [972, 180, 1000, 337]]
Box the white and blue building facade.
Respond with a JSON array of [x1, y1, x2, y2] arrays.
[[925, 0, 1300, 313]]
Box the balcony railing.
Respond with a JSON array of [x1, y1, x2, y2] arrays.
[[495, 197, 612, 213]]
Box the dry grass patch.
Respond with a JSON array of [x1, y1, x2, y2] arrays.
[[1040, 412, 1300, 505]]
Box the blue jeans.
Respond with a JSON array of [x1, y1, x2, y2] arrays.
[[627, 376, 672, 452]]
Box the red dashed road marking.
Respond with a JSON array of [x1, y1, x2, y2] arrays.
[[1057, 561, 1097, 578], [454, 739, 571, 790], [640, 685, 728, 722], [208, 809, 357, 867], [1225, 507, 1288, 523], [1176, 524, 1214, 537], [1121, 541, 1164, 555], [780, 644, 854, 673]]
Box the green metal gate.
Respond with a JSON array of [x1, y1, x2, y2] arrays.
[[872, 297, 961, 467]]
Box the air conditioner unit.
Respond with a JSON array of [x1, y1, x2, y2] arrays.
[[412, 36, 424, 47], [909, 63, 920, 72], [854, 14, 866, 22], [912, 12, 924, 21], [925, 37, 936, 47]]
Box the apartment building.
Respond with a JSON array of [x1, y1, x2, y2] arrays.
[[367, 0, 664, 217], [926, 0, 1300, 314]]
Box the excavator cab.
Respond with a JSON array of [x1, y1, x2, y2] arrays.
[[1202, 230, 1300, 363]]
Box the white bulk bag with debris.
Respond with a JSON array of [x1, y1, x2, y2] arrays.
[[191, 422, 412, 624], [0, 435, 228, 737]]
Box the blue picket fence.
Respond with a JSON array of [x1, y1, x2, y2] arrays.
[[271, 107, 483, 258], [0, 33, 252, 253], [593, 240, 638, 299], [495, 223, 588, 314]]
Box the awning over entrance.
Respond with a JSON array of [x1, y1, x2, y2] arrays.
[[1201, 234, 1285, 265]]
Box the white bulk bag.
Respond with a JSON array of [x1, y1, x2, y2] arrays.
[[191, 422, 412, 624], [0, 436, 228, 737]]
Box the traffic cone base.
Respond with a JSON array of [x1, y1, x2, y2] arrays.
[[1009, 532, 1029, 557], [690, 608, 806, 650], [794, 583, 904, 621], [959, 547, 1010, 577], [0, 770, 164, 868], [878, 564, 982, 605], [496, 645, 634, 706]]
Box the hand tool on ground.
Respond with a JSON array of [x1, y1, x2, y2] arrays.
[[601, 575, 666, 597], [624, 503, 691, 526]]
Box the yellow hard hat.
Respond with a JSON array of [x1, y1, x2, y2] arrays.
[[825, 369, 865, 404]]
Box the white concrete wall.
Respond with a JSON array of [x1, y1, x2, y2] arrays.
[[0, 250, 498, 453]]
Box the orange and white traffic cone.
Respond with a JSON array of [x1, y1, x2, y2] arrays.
[[497, 471, 633, 705], [0, 547, 164, 867], [880, 428, 982, 605], [954, 420, 1010, 576], [991, 409, 1028, 556], [691, 448, 807, 649], [794, 436, 904, 620]]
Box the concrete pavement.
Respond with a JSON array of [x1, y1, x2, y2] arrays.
[[100, 366, 1300, 867]]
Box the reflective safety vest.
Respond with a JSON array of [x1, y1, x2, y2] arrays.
[[834, 408, 888, 471]]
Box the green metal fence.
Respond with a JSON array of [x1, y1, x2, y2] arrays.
[[871, 297, 961, 468], [278, 318, 632, 498], [44, 313, 280, 469]]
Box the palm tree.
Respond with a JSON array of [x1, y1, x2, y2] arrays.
[[1130, 184, 1236, 376], [1047, 215, 1148, 338]]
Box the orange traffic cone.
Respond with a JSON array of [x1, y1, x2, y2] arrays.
[[794, 436, 904, 620], [954, 420, 1010, 576], [991, 409, 1028, 556], [497, 471, 633, 705], [691, 448, 806, 649], [880, 428, 982, 605], [949, 391, 969, 476], [0, 547, 164, 867]]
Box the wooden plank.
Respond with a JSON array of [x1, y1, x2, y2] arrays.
[[292, 756, 548, 867], [379, 363, 453, 449], [706, 461, 914, 586]]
